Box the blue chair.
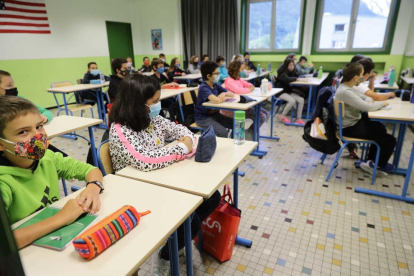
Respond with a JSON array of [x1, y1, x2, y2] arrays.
[[325, 100, 381, 185], [97, 140, 114, 176]]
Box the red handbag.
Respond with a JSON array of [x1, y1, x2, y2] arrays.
[[195, 185, 241, 262]]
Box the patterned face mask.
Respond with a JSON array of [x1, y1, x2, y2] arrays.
[[0, 133, 49, 160]]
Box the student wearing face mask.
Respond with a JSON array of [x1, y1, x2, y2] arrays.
[[126, 57, 137, 73], [139, 57, 151, 73], [274, 58, 306, 125], [167, 57, 186, 80], [108, 58, 128, 101], [243, 52, 256, 72], [82, 62, 110, 84], [188, 55, 201, 74], [0, 70, 52, 124], [159, 53, 170, 69], [194, 61, 235, 137], [108, 74, 220, 275], [334, 62, 395, 176], [216, 56, 229, 85], [0, 96, 104, 249], [296, 56, 314, 75]]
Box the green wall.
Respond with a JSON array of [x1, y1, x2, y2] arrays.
[[251, 54, 405, 77], [0, 56, 112, 108], [0, 54, 183, 108], [133, 54, 183, 68], [402, 56, 414, 70]]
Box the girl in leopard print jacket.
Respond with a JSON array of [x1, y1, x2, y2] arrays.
[[108, 74, 195, 172]]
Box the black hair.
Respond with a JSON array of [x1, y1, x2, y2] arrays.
[[286, 53, 296, 59], [357, 58, 375, 75], [109, 74, 161, 132], [350, 54, 365, 63], [299, 56, 307, 63], [342, 62, 363, 82], [200, 61, 219, 80], [216, 56, 226, 63], [243, 52, 251, 57], [0, 96, 39, 138], [111, 58, 127, 74], [151, 58, 163, 71], [143, 56, 149, 61], [283, 58, 295, 74], [159, 53, 165, 58], [201, 54, 210, 61], [88, 62, 97, 69]]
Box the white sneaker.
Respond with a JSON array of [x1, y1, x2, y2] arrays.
[[360, 161, 387, 178], [152, 247, 170, 276]]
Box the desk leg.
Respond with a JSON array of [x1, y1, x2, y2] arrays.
[[355, 141, 414, 203], [250, 105, 267, 157], [177, 95, 185, 123], [99, 88, 108, 127], [305, 86, 313, 121], [88, 127, 98, 167], [391, 123, 407, 175], [260, 96, 280, 141], [184, 217, 193, 276], [59, 94, 78, 140], [94, 89, 107, 129], [233, 168, 253, 248], [168, 230, 180, 276]]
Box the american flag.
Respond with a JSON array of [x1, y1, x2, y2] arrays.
[[0, 0, 50, 34]]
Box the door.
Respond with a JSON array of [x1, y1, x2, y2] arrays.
[[106, 21, 135, 71]]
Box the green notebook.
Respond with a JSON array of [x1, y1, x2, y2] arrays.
[[16, 206, 98, 251]]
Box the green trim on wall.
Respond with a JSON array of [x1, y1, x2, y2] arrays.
[[249, 54, 405, 77], [311, 0, 401, 55], [0, 56, 112, 108], [240, 0, 307, 55]]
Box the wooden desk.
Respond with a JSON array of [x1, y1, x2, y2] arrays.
[[46, 82, 110, 93], [244, 87, 282, 98], [400, 76, 414, 85], [241, 70, 271, 82], [173, 73, 202, 81], [44, 115, 102, 139], [161, 86, 199, 100], [117, 138, 257, 199], [368, 102, 414, 122], [14, 174, 202, 276], [47, 82, 110, 129]]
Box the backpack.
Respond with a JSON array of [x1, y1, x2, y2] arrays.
[[302, 86, 340, 155], [172, 89, 197, 129]]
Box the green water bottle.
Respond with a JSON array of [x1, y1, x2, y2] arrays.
[[257, 64, 261, 76], [318, 66, 323, 79], [234, 111, 245, 145]]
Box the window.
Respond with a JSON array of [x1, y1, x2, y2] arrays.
[[246, 0, 305, 52], [315, 0, 398, 52]]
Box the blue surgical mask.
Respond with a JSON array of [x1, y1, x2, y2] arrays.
[[220, 62, 226, 68], [212, 74, 220, 84], [176, 63, 181, 68], [156, 67, 165, 74], [245, 59, 249, 63], [146, 102, 161, 118], [91, 69, 99, 76]]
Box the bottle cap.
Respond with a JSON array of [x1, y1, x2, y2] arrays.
[[235, 111, 245, 120]]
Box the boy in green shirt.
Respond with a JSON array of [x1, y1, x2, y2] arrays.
[[0, 96, 104, 249]]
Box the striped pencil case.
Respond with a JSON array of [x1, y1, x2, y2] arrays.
[[73, 205, 150, 260]]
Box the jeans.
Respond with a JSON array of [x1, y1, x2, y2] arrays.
[[342, 115, 396, 167]]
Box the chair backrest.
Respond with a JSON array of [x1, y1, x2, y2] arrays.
[[97, 140, 114, 176], [333, 100, 345, 118], [179, 89, 198, 106], [76, 79, 83, 85], [50, 81, 73, 88]]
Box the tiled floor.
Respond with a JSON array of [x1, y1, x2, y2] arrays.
[[50, 107, 414, 276]]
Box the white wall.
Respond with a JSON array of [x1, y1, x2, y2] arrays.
[[404, 7, 414, 56], [0, 0, 138, 60], [132, 0, 183, 56], [390, 0, 414, 55]]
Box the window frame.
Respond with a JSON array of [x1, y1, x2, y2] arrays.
[[244, 0, 306, 54], [313, 0, 400, 54]]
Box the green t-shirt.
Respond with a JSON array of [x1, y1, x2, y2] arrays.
[[0, 151, 96, 224]]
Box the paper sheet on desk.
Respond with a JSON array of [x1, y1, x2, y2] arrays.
[[381, 105, 392, 110]]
